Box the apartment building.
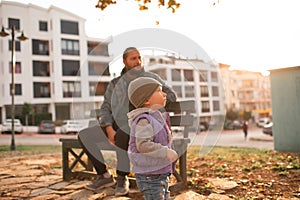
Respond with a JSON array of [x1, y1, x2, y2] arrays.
[[219, 63, 271, 121], [0, 1, 112, 123], [143, 55, 225, 124]]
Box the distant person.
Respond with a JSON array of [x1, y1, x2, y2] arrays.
[[78, 47, 176, 196], [127, 77, 178, 200], [243, 119, 248, 140]]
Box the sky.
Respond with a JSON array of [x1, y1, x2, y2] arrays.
[[3, 0, 300, 73]]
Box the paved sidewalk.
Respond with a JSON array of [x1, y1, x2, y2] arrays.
[[0, 152, 242, 199]]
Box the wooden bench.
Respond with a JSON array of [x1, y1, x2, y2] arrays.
[[59, 100, 195, 191]]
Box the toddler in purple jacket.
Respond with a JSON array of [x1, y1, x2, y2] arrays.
[[127, 77, 178, 200]]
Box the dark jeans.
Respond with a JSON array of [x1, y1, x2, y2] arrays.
[[78, 125, 130, 177], [243, 129, 248, 138]]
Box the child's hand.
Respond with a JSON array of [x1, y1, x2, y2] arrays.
[[166, 149, 178, 162]]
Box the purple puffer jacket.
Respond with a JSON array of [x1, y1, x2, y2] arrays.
[[128, 111, 174, 175]]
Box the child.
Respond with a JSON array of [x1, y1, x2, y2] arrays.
[[127, 77, 178, 200]]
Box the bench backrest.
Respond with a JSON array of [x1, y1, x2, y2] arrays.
[[90, 100, 196, 138], [165, 100, 195, 138]]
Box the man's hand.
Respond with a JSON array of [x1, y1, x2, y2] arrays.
[[105, 126, 116, 145], [166, 149, 178, 162]]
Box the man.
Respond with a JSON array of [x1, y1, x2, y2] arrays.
[[79, 47, 176, 196]]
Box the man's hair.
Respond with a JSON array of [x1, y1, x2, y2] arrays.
[[123, 47, 138, 59]]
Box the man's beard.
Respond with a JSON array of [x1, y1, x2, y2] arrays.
[[127, 66, 143, 77]]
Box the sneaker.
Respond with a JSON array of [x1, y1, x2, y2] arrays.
[[85, 174, 116, 191], [115, 175, 129, 196]]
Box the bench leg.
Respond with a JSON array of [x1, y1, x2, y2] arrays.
[[87, 158, 93, 171], [179, 151, 187, 186], [61, 143, 71, 180]]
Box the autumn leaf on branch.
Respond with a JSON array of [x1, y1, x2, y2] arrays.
[[96, 0, 180, 13]]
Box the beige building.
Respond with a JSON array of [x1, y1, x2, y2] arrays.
[[219, 63, 271, 121]]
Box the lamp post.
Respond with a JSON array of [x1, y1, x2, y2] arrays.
[[0, 25, 28, 151]]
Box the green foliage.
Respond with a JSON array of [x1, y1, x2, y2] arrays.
[[18, 112, 52, 126], [22, 102, 32, 116], [226, 109, 238, 121], [242, 163, 264, 172], [243, 111, 252, 120]]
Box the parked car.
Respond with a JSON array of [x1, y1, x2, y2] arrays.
[[224, 120, 243, 130], [256, 117, 271, 128], [262, 121, 273, 136], [1, 119, 23, 134], [38, 120, 56, 134], [171, 126, 184, 133], [61, 120, 83, 134], [200, 121, 209, 131]]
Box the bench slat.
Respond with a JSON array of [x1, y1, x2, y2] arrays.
[[170, 115, 194, 126], [165, 100, 195, 113]]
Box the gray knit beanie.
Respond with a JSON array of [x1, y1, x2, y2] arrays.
[[128, 77, 162, 108]]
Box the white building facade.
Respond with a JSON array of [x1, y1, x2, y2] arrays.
[[0, 1, 112, 124], [143, 55, 225, 125]]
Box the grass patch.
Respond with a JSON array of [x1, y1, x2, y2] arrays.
[[188, 146, 272, 160], [0, 145, 61, 158]]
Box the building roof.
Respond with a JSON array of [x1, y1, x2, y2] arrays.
[[269, 66, 300, 73], [0, 1, 85, 20]]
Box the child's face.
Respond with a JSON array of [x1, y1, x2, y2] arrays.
[[146, 86, 167, 109]]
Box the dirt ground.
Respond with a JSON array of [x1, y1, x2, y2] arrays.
[[0, 146, 299, 199], [184, 146, 300, 199]]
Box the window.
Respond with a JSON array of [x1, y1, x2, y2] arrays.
[[9, 62, 21, 74], [213, 101, 220, 111], [62, 60, 80, 76], [32, 39, 49, 55], [151, 69, 167, 80], [10, 84, 22, 95], [172, 85, 182, 98], [171, 69, 181, 81], [201, 101, 210, 112], [185, 85, 194, 97], [33, 61, 50, 76], [88, 62, 110, 76], [199, 70, 208, 82], [61, 39, 79, 55], [9, 40, 20, 51], [200, 86, 209, 97], [61, 20, 79, 35], [87, 42, 109, 56], [8, 18, 20, 30], [238, 92, 243, 99], [39, 21, 48, 31], [33, 82, 51, 98], [212, 86, 219, 97], [33, 104, 49, 113], [211, 71, 218, 82], [183, 70, 194, 81], [63, 81, 81, 97], [149, 58, 156, 64], [231, 90, 236, 97], [89, 82, 109, 96]]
